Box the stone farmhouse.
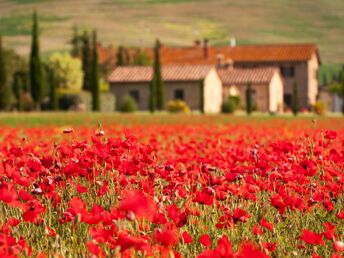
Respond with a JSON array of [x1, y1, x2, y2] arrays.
[[102, 41, 320, 112], [108, 65, 223, 113]]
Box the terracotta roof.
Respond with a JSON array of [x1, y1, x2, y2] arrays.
[[99, 43, 320, 71], [108, 65, 213, 83], [145, 43, 320, 64], [218, 67, 280, 85]]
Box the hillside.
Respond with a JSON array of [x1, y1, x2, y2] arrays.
[[0, 0, 343, 64]]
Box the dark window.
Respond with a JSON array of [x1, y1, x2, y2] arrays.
[[129, 90, 140, 102], [284, 94, 292, 106], [174, 89, 184, 100], [280, 66, 295, 77]]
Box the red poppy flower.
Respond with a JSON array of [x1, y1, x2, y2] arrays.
[[200, 234, 212, 248], [182, 231, 193, 244], [260, 218, 273, 231], [300, 229, 325, 245], [119, 190, 156, 221]]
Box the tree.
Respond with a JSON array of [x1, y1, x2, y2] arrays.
[[70, 25, 82, 58], [0, 36, 11, 110], [13, 72, 24, 111], [46, 52, 83, 92], [91, 30, 100, 111], [81, 31, 92, 91], [116, 46, 130, 66], [29, 11, 43, 109], [291, 81, 299, 115], [133, 48, 151, 65], [245, 82, 253, 115], [152, 39, 164, 111]]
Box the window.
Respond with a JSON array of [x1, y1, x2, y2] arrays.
[[174, 89, 184, 100], [280, 66, 295, 78], [129, 90, 140, 103]]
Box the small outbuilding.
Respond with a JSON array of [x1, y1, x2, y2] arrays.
[[108, 64, 223, 113], [218, 67, 284, 113]]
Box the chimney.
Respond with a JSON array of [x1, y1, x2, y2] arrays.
[[203, 38, 209, 58], [216, 54, 224, 69], [230, 37, 236, 47]]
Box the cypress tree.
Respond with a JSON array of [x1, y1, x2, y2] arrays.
[[153, 39, 164, 110], [291, 81, 299, 116], [0, 35, 11, 110], [245, 82, 253, 115], [116, 46, 124, 66], [29, 11, 43, 109], [81, 31, 92, 90], [91, 30, 100, 111], [70, 25, 82, 58]]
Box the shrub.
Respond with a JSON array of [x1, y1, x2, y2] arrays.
[[313, 101, 326, 115], [221, 99, 236, 114], [229, 95, 240, 107], [166, 100, 190, 113], [120, 95, 137, 113]]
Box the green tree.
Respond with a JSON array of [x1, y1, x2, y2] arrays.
[[152, 39, 164, 111], [29, 11, 43, 109], [116, 46, 130, 66], [13, 71, 24, 111], [133, 48, 151, 65], [245, 82, 253, 115], [291, 81, 299, 116], [70, 25, 82, 58], [46, 52, 83, 92], [81, 31, 92, 91], [0, 36, 11, 110], [91, 30, 100, 111]]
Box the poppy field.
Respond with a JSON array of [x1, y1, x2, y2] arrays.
[[0, 115, 343, 258]]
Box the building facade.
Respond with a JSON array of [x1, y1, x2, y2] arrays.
[[108, 65, 223, 113]]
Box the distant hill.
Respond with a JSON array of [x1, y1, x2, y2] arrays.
[[0, 0, 343, 64]]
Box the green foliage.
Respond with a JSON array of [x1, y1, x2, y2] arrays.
[[166, 99, 190, 113], [151, 39, 164, 111], [70, 25, 83, 58], [116, 46, 130, 66], [29, 11, 43, 107], [221, 98, 237, 114], [12, 71, 25, 111], [120, 95, 137, 112], [91, 30, 100, 111], [0, 36, 12, 110], [81, 31, 92, 91], [46, 52, 83, 92], [291, 81, 299, 116], [245, 82, 253, 115], [133, 48, 151, 65]]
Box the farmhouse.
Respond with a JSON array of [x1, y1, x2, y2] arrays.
[[100, 42, 320, 110], [108, 64, 223, 113], [148, 42, 320, 109], [218, 67, 284, 113]]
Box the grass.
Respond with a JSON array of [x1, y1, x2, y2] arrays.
[[0, 0, 343, 63], [0, 112, 343, 128]]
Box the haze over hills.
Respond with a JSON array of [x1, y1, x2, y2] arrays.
[[0, 0, 343, 64]]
